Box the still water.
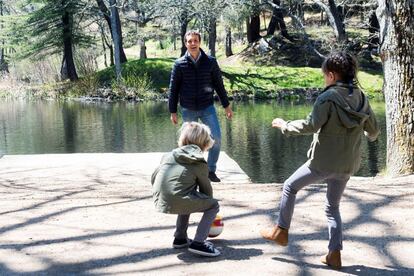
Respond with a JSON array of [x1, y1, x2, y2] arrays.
[[0, 100, 386, 183]]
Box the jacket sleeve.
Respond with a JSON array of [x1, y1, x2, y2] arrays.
[[168, 61, 182, 113], [281, 97, 331, 136], [151, 154, 168, 185], [151, 165, 160, 186], [363, 104, 380, 141], [211, 59, 230, 108], [195, 163, 213, 197]]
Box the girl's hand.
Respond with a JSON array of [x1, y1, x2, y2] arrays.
[[272, 118, 287, 129]]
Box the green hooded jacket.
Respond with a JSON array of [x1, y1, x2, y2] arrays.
[[151, 144, 217, 214], [280, 83, 380, 174]]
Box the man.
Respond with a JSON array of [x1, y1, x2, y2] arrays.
[[168, 30, 233, 182]]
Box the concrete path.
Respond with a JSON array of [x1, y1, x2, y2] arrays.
[[0, 153, 413, 275]]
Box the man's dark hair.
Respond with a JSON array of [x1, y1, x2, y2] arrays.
[[184, 30, 201, 43]]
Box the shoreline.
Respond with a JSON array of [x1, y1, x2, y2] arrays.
[[0, 86, 384, 102]]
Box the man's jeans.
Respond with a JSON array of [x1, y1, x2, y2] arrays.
[[181, 105, 221, 173], [277, 163, 350, 251]]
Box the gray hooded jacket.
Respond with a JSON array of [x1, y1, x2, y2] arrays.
[[151, 144, 217, 214], [281, 83, 380, 174]]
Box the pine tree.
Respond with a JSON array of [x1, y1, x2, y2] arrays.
[[23, 0, 93, 81]]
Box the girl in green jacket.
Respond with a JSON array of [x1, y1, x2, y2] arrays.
[[152, 122, 221, 257], [260, 51, 380, 269]]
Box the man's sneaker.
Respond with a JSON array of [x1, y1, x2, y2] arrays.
[[173, 238, 192, 249], [188, 241, 221, 257], [208, 172, 221, 182]]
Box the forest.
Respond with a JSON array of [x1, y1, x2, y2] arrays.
[[0, 1, 383, 94], [0, 0, 413, 175]]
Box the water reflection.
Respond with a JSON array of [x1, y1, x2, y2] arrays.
[[0, 100, 386, 182]]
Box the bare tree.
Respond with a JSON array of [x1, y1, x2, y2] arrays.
[[267, 0, 290, 39], [313, 0, 347, 43], [96, 0, 127, 63], [225, 26, 233, 57], [377, 0, 414, 175], [194, 0, 228, 57], [246, 13, 261, 43], [61, 0, 78, 81], [109, 0, 122, 80], [0, 0, 9, 73], [123, 0, 159, 59]]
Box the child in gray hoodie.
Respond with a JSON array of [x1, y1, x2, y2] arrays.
[[261, 51, 380, 269], [152, 122, 220, 257]]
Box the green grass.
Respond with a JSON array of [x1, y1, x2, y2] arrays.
[[357, 70, 384, 95], [221, 65, 323, 92], [97, 58, 174, 92], [94, 57, 383, 97]]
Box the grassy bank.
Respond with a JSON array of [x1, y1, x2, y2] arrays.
[[1, 57, 384, 100], [97, 57, 382, 98]]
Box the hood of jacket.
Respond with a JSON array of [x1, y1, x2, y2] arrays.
[[321, 82, 371, 128], [172, 144, 206, 164]]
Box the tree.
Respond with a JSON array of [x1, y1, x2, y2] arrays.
[[24, 0, 93, 81], [221, 1, 244, 57], [96, 0, 127, 63], [314, 0, 347, 43], [233, 0, 261, 43], [267, 0, 290, 39], [376, 0, 414, 175], [194, 0, 227, 57], [225, 26, 233, 57], [157, 0, 196, 57], [109, 0, 122, 80], [367, 10, 379, 51], [0, 0, 8, 73], [61, 0, 78, 81], [246, 12, 260, 43], [123, 0, 159, 59]]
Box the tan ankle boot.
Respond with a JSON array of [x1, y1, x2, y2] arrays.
[[260, 225, 288, 246], [321, 250, 342, 269]]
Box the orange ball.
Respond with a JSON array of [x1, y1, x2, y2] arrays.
[[208, 215, 224, 238]]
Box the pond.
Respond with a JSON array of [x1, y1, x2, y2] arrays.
[[0, 100, 386, 183]]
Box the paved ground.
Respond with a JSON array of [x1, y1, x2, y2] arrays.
[[0, 153, 413, 275]]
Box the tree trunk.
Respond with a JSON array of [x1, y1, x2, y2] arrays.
[[290, 0, 304, 22], [246, 15, 261, 43], [315, 0, 347, 43], [138, 38, 147, 59], [61, 2, 78, 81], [96, 0, 127, 63], [100, 25, 109, 67], [328, 0, 346, 42], [180, 11, 189, 57], [110, 0, 122, 80], [225, 26, 233, 57], [0, 0, 8, 73], [0, 48, 7, 73], [377, 0, 414, 175], [208, 17, 217, 57], [267, 0, 290, 39], [368, 10, 379, 51]]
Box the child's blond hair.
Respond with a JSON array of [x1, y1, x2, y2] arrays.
[[178, 122, 214, 151]]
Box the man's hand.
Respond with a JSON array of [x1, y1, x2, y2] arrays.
[[170, 113, 178, 125], [224, 106, 233, 120], [272, 118, 287, 129]]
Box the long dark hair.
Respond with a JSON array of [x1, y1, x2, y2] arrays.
[[322, 51, 358, 83]]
